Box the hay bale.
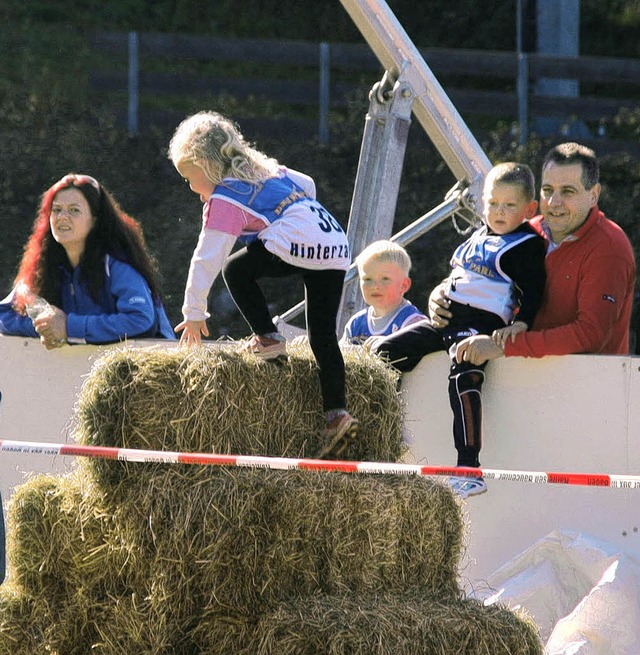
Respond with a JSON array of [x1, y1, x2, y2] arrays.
[[6, 473, 133, 599], [87, 592, 193, 655], [0, 584, 46, 655], [109, 468, 463, 615], [3, 472, 206, 652], [209, 592, 543, 655], [74, 344, 403, 488], [4, 464, 463, 645], [0, 583, 103, 655], [5, 343, 515, 654]]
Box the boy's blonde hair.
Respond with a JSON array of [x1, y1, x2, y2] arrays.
[[168, 111, 280, 184], [355, 240, 412, 276], [484, 162, 536, 201]]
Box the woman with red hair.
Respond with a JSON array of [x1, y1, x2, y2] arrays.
[[0, 174, 175, 348]]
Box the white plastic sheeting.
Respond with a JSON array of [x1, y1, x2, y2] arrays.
[[469, 530, 640, 654]]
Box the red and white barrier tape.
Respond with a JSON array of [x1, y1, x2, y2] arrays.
[[1, 439, 639, 489]]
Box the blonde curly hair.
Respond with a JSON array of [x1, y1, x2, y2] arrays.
[[168, 111, 280, 184]]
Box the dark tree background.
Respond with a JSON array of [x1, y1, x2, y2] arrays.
[[1, 1, 639, 336]]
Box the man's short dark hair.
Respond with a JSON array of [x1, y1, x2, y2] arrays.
[[542, 142, 599, 190]]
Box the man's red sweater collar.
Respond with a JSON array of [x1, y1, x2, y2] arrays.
[[530, 205, 602, 243]]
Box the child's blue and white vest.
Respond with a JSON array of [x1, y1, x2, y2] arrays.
[[212, 175, 351, 271], [343, 300, 425, 344], [446, 225, 538, 323]]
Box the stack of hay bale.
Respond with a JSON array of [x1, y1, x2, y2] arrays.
[[0, 345, 543, 654]]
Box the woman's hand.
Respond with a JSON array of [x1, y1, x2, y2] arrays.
[[175, 319, 209, 346], [34, 307, 68, 349]]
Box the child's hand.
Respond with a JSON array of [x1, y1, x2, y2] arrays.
[[362, 335, 384, 352], [492, 321, 527, 348], [175, 319, 209, 346], [427, 283, 452, 328]]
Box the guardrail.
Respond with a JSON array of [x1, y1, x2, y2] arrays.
[[91, 31, 640, 143]]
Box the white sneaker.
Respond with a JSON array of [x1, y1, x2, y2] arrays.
[[315, 412, 359, 460], [447, 475, 487, 498], [240, 333, 287, 361]]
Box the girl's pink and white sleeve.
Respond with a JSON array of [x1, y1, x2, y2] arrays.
[[182, 228, 236, 321]]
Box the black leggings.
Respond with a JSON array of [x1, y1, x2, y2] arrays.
[[222, 240, 347, 412], [372, 304, 505, 467]]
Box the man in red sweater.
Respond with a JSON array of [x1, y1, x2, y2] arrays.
[[440, 142, 636, 364]]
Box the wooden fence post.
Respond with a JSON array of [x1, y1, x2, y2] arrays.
[[319, 42, 331, 144], [127, 31, 139, 137], [515, 0, 529, 145], [516, 53, 529, 145]]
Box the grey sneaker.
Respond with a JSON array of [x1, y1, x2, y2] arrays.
[[447, 475, 487, 498], [315, 412, 359, 460]]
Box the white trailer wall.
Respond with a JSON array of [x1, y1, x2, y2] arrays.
[[1, 335, 638, 584]]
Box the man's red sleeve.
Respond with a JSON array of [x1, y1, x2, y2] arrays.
[[505, 252, 635, 357]]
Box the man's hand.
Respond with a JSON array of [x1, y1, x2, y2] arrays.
[[455, 334, 504, 365], [492, 321, 527, 349], [175, 319, 209, 346], [427, 284, 452, 328]]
